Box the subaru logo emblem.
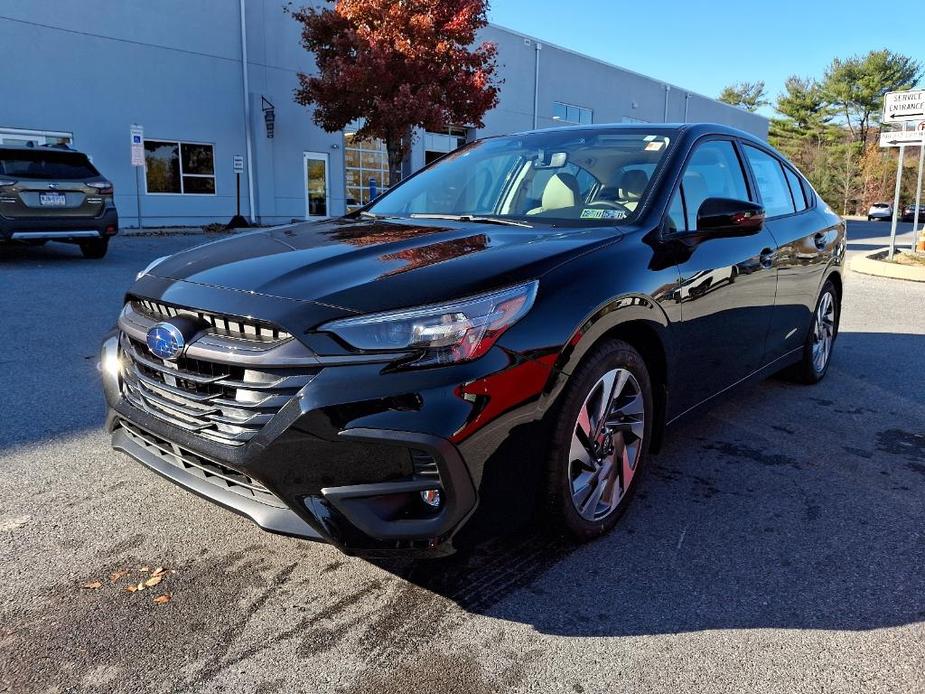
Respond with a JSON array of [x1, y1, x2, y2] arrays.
[[48, 183, 58, 189], [146, 322, 185, 361]]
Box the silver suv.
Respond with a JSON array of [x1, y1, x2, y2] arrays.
[[867, 202, 893, 222], [0, 144, 118, 258]]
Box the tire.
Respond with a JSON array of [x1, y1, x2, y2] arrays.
[[79, 238, 109, 259], [794, 280, 840, 384], [544, 340, 653, 541]]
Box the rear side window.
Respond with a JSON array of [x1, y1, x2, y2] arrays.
[[782, 166, 807, 212], [0, 150, 99, 180], [742, 145, 795, 218], [681, 140, 750, 230]]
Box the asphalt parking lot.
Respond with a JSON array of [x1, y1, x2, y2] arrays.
[[1, 221, 923, 694]]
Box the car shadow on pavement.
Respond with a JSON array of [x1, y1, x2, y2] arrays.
[[0, 241, 93, 263], [372, 331, 925, 637]]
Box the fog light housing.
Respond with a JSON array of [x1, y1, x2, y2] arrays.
[[420, 489, 442, 508], [99, 337, 121, 379]]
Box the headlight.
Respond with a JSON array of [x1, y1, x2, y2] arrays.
[[136, 255, 169, 280], [320, 281, 538, 366]]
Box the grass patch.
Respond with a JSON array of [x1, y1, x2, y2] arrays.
[[890, 252, 925, 267]]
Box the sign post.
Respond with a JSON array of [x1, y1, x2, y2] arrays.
[[887, 143, 906, 260], [881, 90, 925, 259], [913, 121, 925, 252], [228, 155, 249, 228], [130, 124, 144, 229]]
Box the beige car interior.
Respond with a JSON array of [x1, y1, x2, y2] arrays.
[[616, 169, 650, 211], [527, 172, 582, 215]]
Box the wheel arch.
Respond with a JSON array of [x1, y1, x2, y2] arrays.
[[543, 295, 674, 454], [825, 268, 843, 302]]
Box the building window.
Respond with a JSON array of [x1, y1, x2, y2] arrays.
[[553, 101, 593, 125], [144, 140, 215, 195], [424, 126, 469, 165], [0, 127, 73, 147], [344, 131, 389, 209]]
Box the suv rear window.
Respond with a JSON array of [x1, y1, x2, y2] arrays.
[[0, 149, 100, 180]]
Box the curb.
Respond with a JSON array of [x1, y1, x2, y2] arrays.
[[850, 248, 925, 282]]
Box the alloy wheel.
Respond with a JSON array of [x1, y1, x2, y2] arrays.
[[811, 291, 836, 373], [568, 368, 645, 522]]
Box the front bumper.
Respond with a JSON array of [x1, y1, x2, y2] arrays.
[[1, 206, 118, 242], [101, 321, 550, 556]]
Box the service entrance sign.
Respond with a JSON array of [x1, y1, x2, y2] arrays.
[[883, 90, 925, 123]]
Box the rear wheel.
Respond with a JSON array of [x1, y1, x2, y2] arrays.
[[794, 280, 839, 384], [545, 340, 652, 540], [79, 238, 108, 259]]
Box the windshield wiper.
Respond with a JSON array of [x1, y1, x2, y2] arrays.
[[409, 213, 533, 229]]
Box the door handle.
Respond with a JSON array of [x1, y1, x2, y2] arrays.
[[759, 248, 777, 269], [813, 232, 827, 250]]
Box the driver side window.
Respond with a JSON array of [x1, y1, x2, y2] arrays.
[[677, 140, 750, 231]]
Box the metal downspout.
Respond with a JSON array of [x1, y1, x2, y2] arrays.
[[239, 0, 257, 223]]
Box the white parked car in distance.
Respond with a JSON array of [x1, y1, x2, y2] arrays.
[[868, 202, 893, 221]]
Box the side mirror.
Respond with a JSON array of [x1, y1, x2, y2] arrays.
[[696, 198, 765, 235]]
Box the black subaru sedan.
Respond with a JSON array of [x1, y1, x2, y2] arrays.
[[100, 123, 845, 556]]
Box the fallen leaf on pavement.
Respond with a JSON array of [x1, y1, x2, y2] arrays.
[[144, 575, 163, 588], [109, 569, 129, 582], [140, 565, 150, 573], [152, 594, 171, 605], [81, 581, 103, 590], [124, 585, 138, 593], [150, 566, 165, 578]]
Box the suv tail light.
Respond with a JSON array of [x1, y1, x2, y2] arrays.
[[88, 181, 114, 196]]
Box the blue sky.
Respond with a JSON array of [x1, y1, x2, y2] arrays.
[[488, 0, 911, 114]]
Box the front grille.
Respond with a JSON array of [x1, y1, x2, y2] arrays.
[[131, 298, 291, 344], [119, 333, 316, 446], [118, 420, 286, 508]]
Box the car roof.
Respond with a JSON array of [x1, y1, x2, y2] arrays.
[[510, 121, 765, 145]]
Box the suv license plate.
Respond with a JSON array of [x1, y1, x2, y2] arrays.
[[39, 192, 67, 207]]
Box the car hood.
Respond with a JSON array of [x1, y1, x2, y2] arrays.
[[148, 217, 624, 313]]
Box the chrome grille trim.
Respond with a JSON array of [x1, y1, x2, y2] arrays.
[[411, 449, 441, 482], [130, 298, 292, 344], [118, 322, 317, 447], [118, 420, 286, 508]]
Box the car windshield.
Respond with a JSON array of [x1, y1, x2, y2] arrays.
[[368, 128, 674, 226], [0, 150, 100, 180]]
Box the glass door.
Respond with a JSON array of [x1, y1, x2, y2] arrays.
[[304, 152, 330, 218]]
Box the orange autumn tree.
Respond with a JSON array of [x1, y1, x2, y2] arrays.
[[290, 0, 500, 186]]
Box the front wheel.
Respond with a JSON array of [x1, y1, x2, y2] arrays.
[[544, 340, 653, 540], [79, 238, 109, 259]]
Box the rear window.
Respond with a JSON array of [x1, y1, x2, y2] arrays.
[[0, 149, 100, 180]]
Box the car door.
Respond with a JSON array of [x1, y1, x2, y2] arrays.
[[739, 144, 834, 363], [666, 138, 779, 416]]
